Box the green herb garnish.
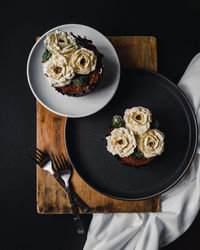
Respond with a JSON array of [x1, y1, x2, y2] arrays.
[[74, 35, 89, 50], [75, 38, 82, 49], [73, 34, 85, 49], [112, 115, 125, 128], [41, 49, 52, 63], [71, 74, 89, 87], [150, 117, 160, 129], [130, 147, 144, 159]]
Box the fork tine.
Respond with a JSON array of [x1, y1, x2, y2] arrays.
[[26, 146, 50, 168], [61, 153, 72, 170], [33, 150, 44, 162], [36, 147, 48, 158], [26, 151, 40, 164], [28, 146, 42, 160], [60, 154, 66, 169], [51, 155, 56, 170], [56, 155, 64, 170], [51, 155, 60, 172], [30, 147, 42, 161], [31, 146, 45, 158]]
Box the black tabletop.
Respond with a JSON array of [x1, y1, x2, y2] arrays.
[[1, 1, 200, 249]]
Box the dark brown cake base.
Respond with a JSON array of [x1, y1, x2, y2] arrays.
[[109, 129, 155, 167], [55, 68, 102, 97], [120, 156, 155, 166]]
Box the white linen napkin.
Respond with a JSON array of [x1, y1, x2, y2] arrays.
[[83, 53, 200, 250]]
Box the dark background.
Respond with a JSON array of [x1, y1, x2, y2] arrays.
[[1, 0, 200, 249]]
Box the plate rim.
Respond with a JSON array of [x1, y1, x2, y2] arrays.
[[26, 23, 120, 118], [64, 67, 198, 201]]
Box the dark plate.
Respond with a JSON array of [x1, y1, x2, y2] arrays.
[[65, 68, 198, 200]]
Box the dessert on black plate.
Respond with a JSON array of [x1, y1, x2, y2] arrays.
[[41, 29, 103, 97], [106, 106, 165, 166]]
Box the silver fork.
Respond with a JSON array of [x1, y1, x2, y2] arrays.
[[26, 146, 54, 174], [52, 153, 85, 234], [51, 153, 90, 214], [26, 146, 90, 215]]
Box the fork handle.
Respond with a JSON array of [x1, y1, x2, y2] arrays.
[[70, 186, 90, 214], [55, 175, 90, 214], [67, 188, 85, 235]]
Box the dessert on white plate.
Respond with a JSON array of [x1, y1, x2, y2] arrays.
[[42, 29, 103, 97], [27, 24, 120, 117]]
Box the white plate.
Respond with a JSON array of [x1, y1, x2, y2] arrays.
[[27, 24, 120, 117]]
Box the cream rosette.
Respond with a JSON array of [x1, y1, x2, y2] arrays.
[[43, 55, 74, 87], [138, 129, 164, 158], [69, 48, 97, 75], [44, 30, 78, 58], [106, 128, 137, 158], [124, 107, 152, 135]]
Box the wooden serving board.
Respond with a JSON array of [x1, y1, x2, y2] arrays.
[[37, 36, 159, 214]]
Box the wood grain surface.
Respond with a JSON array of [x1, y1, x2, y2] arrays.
[[37, 36, 159, 214]]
